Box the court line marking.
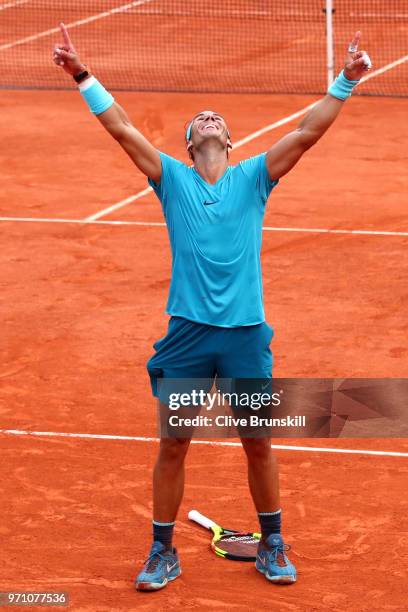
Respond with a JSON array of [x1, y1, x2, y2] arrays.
[[360, 54, 408, 84], [1, 428, 407, 457], [1, 216, 408, 237], [84, 51, 408, 222], [0, 0, 154, 51], [84, 187, 153, 222], [0, 0, 30, 11]]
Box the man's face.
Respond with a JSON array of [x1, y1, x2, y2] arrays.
[[188, 110, 230, 146]]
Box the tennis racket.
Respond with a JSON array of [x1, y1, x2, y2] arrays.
[[188, 509, 261, 561]]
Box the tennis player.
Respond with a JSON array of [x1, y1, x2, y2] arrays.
[[53, 26, 370, 591]]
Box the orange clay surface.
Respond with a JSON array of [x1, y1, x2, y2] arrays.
[[1, 91, 408, 611]]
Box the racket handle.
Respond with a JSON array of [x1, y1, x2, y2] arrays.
[[188, 509, 216, 530]]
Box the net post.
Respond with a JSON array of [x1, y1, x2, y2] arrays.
[[325, 0, 334, 87]]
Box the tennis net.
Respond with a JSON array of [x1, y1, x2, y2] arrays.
[[0, 1, 407, 95]]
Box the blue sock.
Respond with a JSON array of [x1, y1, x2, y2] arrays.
[[153, 520, 175, 550], [258, 510, 282, 540]]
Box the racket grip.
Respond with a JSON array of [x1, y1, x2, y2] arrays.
[[188, 509, 216, 530]]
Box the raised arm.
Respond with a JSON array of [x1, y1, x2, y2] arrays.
[[53, 23, 161, 183], [266, 32, 371, 181]]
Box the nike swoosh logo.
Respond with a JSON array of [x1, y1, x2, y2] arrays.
[[203, 201, 217, 206], [166, 562, 178, 572], [261, 383, 270, 390]]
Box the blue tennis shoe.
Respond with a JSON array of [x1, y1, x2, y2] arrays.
[[256, 534, 297, 584], [135, 541, 181, 591]]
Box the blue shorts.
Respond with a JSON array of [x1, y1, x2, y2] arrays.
[[147, 316, 274, 399]]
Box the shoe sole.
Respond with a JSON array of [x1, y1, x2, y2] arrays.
[[256, 564, 296, 584], [136, 570, 181, 591]]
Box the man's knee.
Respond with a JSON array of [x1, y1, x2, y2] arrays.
[[158, 438, 191, 463], [241, 437, 273, 463]]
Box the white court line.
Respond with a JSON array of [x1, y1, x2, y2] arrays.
[[0, 0, 154, 51], [360, 54, 408, 84], [0, 0, 30, 11], [1, 216, 408, 237], [0, 216, 165, 226], [0, 428, 407, 457], [231, 101, 318, 149], [83, 190, 152, 222], [84, 101, 319, 222], [83, 187, 153, 222]]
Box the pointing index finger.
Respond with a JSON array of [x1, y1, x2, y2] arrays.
[[348, 31, 361, 54], [60, 22, 75, 51]]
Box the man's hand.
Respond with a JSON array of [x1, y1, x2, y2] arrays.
[[53, 23, 86, 77], [344, 31, 371, 81]]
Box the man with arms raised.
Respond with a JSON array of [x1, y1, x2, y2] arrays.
[[53, 25, 370, 590]]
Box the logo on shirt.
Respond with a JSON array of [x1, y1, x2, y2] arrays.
[[203, 200, 218, 206]]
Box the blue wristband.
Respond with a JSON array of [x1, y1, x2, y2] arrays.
[[78, 76, 114, 115], [328, 70, 359, 101]]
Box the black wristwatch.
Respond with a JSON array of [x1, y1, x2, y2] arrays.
[[73, 68, 91, 84]]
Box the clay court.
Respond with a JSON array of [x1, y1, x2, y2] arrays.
[[1, 1, 408, 610]]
